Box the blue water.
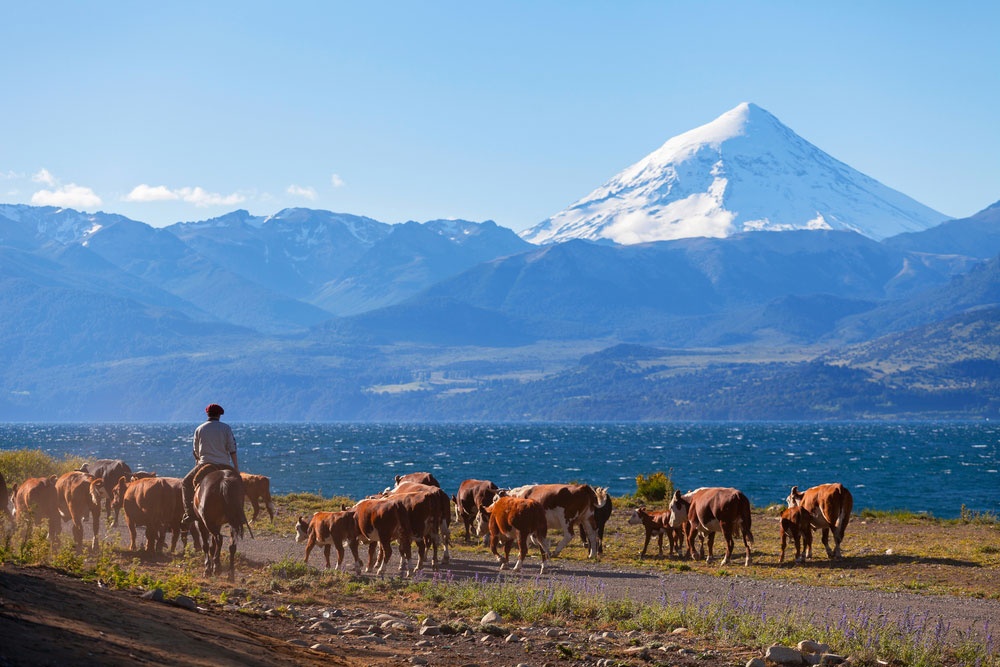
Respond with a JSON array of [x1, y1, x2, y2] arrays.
[[1, 422, 997, 517]]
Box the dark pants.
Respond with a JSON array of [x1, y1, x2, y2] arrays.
[[182, 462, 233, 514]]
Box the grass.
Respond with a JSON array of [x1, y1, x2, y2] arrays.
[[2, 485, 999, 666]]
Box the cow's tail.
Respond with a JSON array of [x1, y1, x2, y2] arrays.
[[836, 484, 853, 541], [741, 495, 755, 550]]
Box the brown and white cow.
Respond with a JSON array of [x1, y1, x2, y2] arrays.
[[55, 471, 108, 552], [13, 476, 61, 544], [79, 459, 132, 527], [353, 496, 413, 577], [384, 481, 451, 569], [157, 477, 201, 553], [503, 483, 607, 559], [393, 472, 440, 488], [453, 479, 499, 543], [476, 496, 550, 573], [779, 504, 813, 564], [240, 472, 276, 523], [295, 510, 363, 572], [786, 483, 853, 560], [628, 506, 684, 559], [671, 488, 754, 566]]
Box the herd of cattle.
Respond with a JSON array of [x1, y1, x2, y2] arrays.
[[0, 461, 854, 581]]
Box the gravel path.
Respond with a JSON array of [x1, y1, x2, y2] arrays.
[[236, 529, 999, 645]]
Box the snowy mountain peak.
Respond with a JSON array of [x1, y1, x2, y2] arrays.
[[521, 103, 948, 245]]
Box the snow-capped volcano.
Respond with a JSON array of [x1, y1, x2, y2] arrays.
[[521, 103, 948, 245]]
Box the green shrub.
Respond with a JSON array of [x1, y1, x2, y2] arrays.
[[0, 449, 85, 485], [635, 471, 674, 502]]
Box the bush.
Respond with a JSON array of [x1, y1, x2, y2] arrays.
[[635, 471, 674, 502], [0, 449, 85, 486]]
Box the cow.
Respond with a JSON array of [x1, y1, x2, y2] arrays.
[[627, 506, 684, 559], [240, 472, 276, 523], [394, 472, 440, 488], [192, 469, 248, 581], [112, 476, 177, 553], [786, 483, 853, 560], [13, 476, 61, 544], [295, 510, 363, 572], [671, 488, 754, 566], [0, 472, 13, 525], [453, 479, 499, 544], [80, 459, 132, 527], [505, 483, 607, 559], [475, 496, 550, 573], [156, 477, 201, 553], [130, 471, 157, 481], [353, 496, 413, 577], [55, 471, 108, 552], [779, 504, 813, 564], [580, 489, 612, 555], [383, 481, 451, 569]]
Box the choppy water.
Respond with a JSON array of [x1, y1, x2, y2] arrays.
[[1, 422, 997, 517]]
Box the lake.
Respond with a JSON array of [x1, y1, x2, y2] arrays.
[[1, 422, 997, 517]]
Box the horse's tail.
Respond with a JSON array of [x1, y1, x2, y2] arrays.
[[222, 472, 249, 540]]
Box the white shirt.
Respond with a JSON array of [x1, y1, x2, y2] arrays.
[[193, 419, 237, 466]]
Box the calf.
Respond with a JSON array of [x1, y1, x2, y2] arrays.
[[80, 459, 132, 526], [476, 496, 550, 573], [453, 479, 499, 543], [628, 506, 684, 559], [673, 488, 754, 566], [580, 489, 612, 555], [240, 472, 276, 523], [295, 510, 363, 572], [787, 483, 853, 560], [13, 476, 62, 544], [55, 471, 108, 552], [779, 504, 813, 564]]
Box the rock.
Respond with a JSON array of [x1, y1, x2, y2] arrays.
[[820, 655, 848, 665], [672, 626, 689, 634], [309, 621, 338, 633], [409, 658, 428, 665], [359, 635, 386, 644], [170, 595, 198, 611], [505, 633, 519, 643], [415, 639, 432, 647], [798, 640, 831, 654], [765, 644, 806, 665], [310, 643, 337, 654], [885, 548, 894, 555], [286, 638, 310, 647], [418, 625, 441, 637], [480, 610, 501, 625], [141, 588, 164, 602], [544, 628, 561, 638], [746, 659, 767, 667], [322, 609, 343, 619]]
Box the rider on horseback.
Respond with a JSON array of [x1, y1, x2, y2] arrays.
[[181, 403, 239, 525]]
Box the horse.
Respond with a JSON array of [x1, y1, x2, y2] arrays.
[[192, 468, 249, 581]]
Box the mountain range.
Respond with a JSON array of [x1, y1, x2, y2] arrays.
[[0, 104, 997, 421]]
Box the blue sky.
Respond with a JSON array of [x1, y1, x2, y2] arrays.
[[2, 2, 997, 231]]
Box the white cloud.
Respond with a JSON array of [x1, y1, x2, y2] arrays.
[[331, 174, 345, 188], [32, 168, 57, 186], [122, 184, 245, 207], [177, 186, 245, 207], [1, 170, 22, 180], [31, 184, 103, 209], [124, 184, 179, 202], [287, 184, 318, 200]]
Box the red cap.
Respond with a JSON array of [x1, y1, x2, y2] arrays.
[[205, 403, 224, 417]]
